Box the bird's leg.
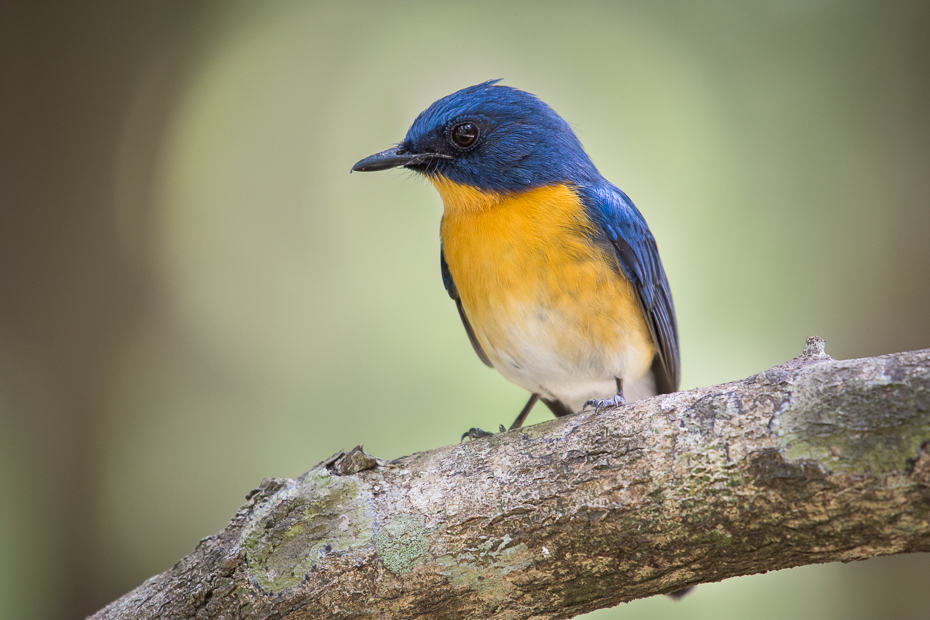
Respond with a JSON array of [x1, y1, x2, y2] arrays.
[[583, 378, 626, 414], [509, 393, 539, 430], [461, 393, 540, 441]]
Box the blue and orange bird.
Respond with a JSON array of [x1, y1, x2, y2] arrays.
[[352, 81, 679, 435]]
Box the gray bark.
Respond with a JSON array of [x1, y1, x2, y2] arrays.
[[89, 338, 930, 620]]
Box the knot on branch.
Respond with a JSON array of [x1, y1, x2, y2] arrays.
[[801, 335, 830, 359]]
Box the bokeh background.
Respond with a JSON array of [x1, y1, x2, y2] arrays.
[[2, 2, 929, 619]]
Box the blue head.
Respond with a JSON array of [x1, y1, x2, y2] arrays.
[[352, 81, 601, 193]]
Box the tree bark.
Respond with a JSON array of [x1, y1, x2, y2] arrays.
[[89, 338, 930, 620]]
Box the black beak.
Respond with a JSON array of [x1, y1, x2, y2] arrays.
[[351, 146, 451, 172]]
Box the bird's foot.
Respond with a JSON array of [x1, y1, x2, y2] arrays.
[[583, 393, 626, 414], [461, 424, 507, 442]]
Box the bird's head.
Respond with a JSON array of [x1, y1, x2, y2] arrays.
[[352, 80, 600, 193]]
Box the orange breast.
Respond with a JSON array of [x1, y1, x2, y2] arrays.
[[432, 176, 654, 386]]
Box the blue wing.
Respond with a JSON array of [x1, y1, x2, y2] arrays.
[[578, 183, 681, 394], [441, 245, 493, 367]]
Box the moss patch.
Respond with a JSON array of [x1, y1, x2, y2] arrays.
[[242, 471, 374, 593], [373, 513, 430, 574], [779, 361, 930, 474]]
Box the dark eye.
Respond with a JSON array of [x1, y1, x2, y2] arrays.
[[450, 122, 479, 149]]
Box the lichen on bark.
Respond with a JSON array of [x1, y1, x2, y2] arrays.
[[241, 470, 375, 593]]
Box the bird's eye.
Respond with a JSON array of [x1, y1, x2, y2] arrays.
[[450, 122, 479, 149]]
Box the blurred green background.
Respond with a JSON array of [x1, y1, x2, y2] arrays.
[[2, 1, 929, 619]]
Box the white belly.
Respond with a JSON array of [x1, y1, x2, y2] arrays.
[[481, 303, 657, 413]]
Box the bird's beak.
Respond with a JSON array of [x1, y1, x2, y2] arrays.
[[351, 146, 451, 172]]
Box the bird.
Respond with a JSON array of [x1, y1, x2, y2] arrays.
[[352, 80, 679, 436]]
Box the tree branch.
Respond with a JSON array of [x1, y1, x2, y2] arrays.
[[90, 338, 930, 620]]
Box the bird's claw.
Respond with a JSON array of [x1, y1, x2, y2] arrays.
[[461, 428, 491, 442], [583, 393, 626, 414], [460, 424, 508, 442]]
